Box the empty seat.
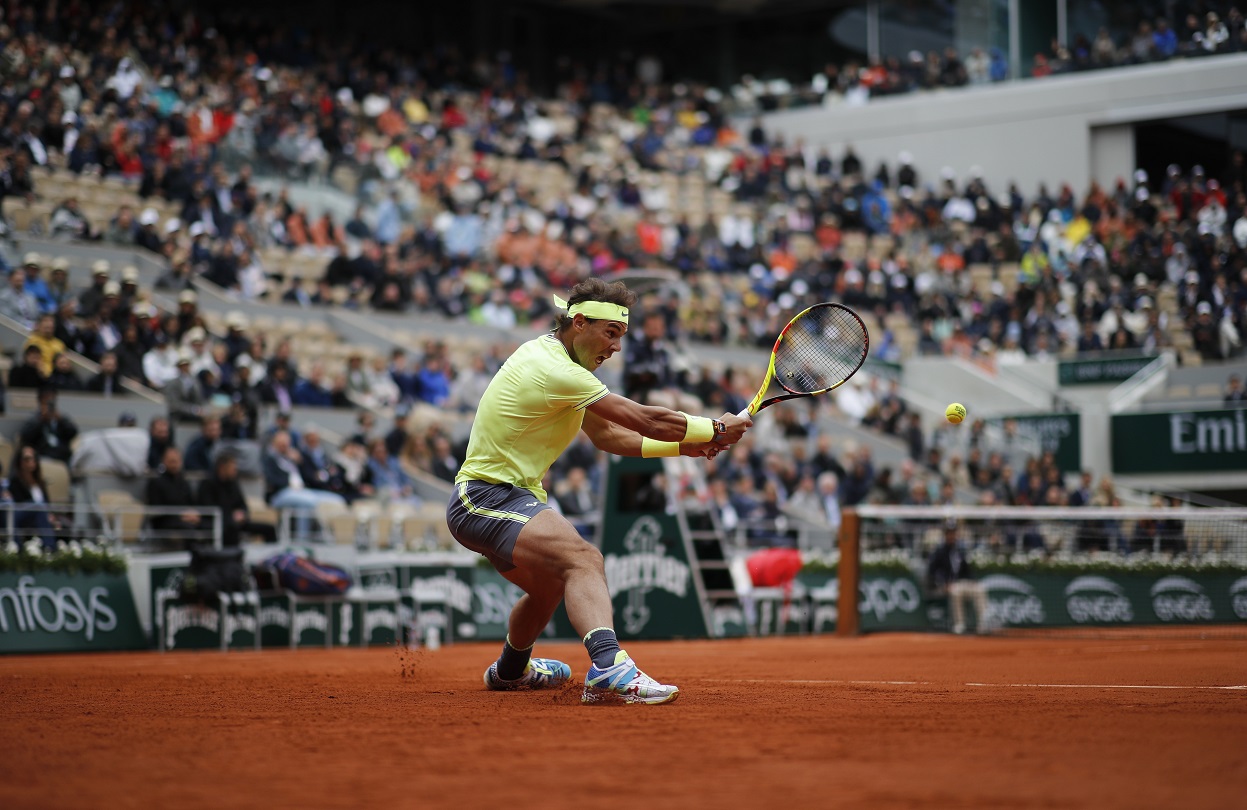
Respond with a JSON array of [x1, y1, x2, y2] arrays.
[[97, 489, 144, 544]]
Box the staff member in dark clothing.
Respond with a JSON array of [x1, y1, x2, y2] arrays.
[[145, 446, 208, 546], [927, 519, 991, 635], [197, 452, 276, 547]]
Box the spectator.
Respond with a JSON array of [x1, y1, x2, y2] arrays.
[[166, 351, 206, 423], [145, 446, 208, 547], [76, 262, 111, 318], [363, 438, 422, 506], [23, 314, 67, 377], [0, 267, 40, 328], [258, 363, 296, 411], [415, 355, 452, 407], [262, 430, 347, 532], [197, 452, 276, 547], [19, 389, 78, 464], [1225, 374, 1247, 407], [927, 519, 990, 635], [46, 353, 83, 392], [86, 351, 127, 396], [623, 310, 698, 411], [48, 196, 99, 240], [297, 424, 354, 502], [19, 254, 55, 314], [183, 416, 223, 473], [7, 445, 67, 550], [293, 361, 335, 407], [9, 345, 48, 389], [146, 416, 175, 472]]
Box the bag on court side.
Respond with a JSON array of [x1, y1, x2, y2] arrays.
[[181, 546, 250, 604], [263, 552, 351, 596]]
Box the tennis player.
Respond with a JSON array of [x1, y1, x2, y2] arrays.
[[447, 278, 751, 704]]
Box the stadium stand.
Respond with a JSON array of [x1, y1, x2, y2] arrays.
[[1, 0, 1245, 568]]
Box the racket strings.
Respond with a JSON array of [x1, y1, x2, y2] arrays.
[[773, 306, 868, 393]]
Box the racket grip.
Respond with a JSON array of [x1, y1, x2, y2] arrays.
[[737, 407, 751, 418]]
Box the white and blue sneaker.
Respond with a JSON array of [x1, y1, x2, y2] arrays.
[[483, 658, 572, 691], [581, 650, 680, 705]]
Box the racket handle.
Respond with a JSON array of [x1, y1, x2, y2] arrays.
[[737, 407, 751, 418]]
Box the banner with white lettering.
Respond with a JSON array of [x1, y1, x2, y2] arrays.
[[1, 572, 146, 653], [1112, 408, 1247, 473], [599, 456, 709, 640]]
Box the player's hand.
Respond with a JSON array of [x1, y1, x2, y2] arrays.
[[713, 412, 751, 445], [681, 441, 722, 460]]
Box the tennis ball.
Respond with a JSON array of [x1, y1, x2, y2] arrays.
[[945, 403, 967, 424]]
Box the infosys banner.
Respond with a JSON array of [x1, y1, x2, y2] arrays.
[[1112, 408, 1247, 473], [0, 572, 147, 653]]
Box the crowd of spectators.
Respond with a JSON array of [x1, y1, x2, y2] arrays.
[[1, 1, 1245, 554], [0, 0, 1244, 368]]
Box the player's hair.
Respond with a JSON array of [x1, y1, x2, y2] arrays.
[[554, 277, 637, 332]]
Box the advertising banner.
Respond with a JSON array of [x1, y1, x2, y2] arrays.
[[1112, 409, 1247, 473], [598, 457, 708, 640], [989, 413, 1082, 472], [1058, 354, 1156, 386], [0, 572, 147, 653]]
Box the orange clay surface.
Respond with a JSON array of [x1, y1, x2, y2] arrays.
[[2, 634, 1245, 810]]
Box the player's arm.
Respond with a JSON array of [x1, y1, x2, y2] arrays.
[[581, 409, 719, 458], [587, 393, 750, 442]]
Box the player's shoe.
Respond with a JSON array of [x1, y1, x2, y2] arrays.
[[581, 650, 680, 705], [483, 657, 572, 691]]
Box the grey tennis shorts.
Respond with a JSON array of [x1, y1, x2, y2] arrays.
[[445, 480, 551, 572]]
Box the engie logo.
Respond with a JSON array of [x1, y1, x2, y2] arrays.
[[858, 577, 921, 622], [0, 576, 118, 641], [1150, 576, 1214, 621], [1065, 576, 1133, 623], [980, 574, 1045, 625], [1231, 577, 1247, 620]]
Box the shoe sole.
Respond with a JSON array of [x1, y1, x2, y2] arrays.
[[581, 686, 680, 705]]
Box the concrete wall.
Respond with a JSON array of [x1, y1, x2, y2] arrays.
[[762, 54, 1247, 194]]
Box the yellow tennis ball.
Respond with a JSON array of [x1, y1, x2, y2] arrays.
[[945, 403, 967, 424]]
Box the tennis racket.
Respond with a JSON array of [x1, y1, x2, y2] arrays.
[[739, 302, 870, 416]]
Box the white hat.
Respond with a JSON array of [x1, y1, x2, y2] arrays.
[[176, 349, 193, 365], [1133, 273, 1148, 288], [22, 251, 41, 266], [102, 280, 121, 297], [225, 311, 249, 330], [1196, 301, 1212, 315], [178, 289, 198, 304], [1135, 187, 1149, 202], [185, 326, 207, 343], [92, 259, 111, 276], [51, 257, 70, 272], [189, 222, 206, 237], [164, 218, 182, 234], [1139, 297, 1154, 309], [59, 65, 75, 79], [1133, 169, 1148, 185], [1184, 271, 1199, 284], [121, 265, 140, 283], [139, 208, 159, 226]]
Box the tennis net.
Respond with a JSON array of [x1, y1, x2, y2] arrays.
[[830, 505, 1247, 638]]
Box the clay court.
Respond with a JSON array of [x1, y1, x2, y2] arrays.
[[3, 634, 1245, 809]]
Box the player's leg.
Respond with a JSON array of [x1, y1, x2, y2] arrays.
[[511, 511, 679, 704], [447, 482, 575, 691], [509, 509, 613, 636]]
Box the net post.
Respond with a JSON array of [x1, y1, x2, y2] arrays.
[[837, 508, 860, 637]]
